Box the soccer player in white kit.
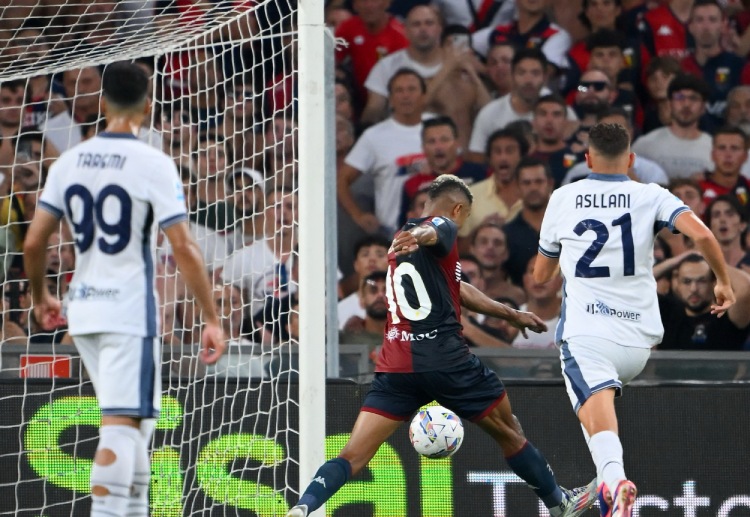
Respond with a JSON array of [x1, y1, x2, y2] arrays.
[[533, 123, 734, 517], [23, 62, 226, 517]]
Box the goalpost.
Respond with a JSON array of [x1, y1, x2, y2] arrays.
[[0, 1, 330, 514]]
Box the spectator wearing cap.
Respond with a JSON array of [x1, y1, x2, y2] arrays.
[[471, 0, 572, 74], [432, 0, 516, 34], [530, 94, 583, 187], [563, 107, 669, 185], [632, 73, 714, 180], [422, 25, 492, 151], [361, 5, 444, 126], [226, 167, 266, 250], [700, 127, 750, 214], [459, 128, 528, 246], [681, 0, 750, 129], [468, 49, 578, 163], [335, 0, 408, 109], [339, 270, 388, 369], [399, 116, 486, 223]]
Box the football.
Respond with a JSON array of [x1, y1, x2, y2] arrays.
[[409, 406, 464, 459]]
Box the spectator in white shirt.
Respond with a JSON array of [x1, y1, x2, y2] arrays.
[[632, 74, 713, 180], [361, 5, 444, 125], [338, 68, 430, 235]]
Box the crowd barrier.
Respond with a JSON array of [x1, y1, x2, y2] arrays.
[[1, 379, 749, 516]]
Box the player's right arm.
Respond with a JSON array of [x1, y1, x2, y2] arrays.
[[163, 223, 226, 363], [673, 211, 735, 316], [459, 281, 547, 338]]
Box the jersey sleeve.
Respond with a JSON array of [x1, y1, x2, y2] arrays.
[[38, 160, 65, 220], [344, 130, 376, 174], [538, 191, 562, 258], [363, 59, 390, 97], [149, 156, 188, 229], [425, 216, 457, 257], [652, 185, 690, 233]]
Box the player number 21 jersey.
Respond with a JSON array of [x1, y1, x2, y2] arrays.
[[538, 174, 689, 348], [39, 133, 188, 337]]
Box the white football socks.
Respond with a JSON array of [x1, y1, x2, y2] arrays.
[[127, 419, 156, 516], [588, 430, 626, 492], [90, 425, 140, 517]]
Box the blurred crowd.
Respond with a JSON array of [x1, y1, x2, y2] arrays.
[[1, 0, 750, 381]]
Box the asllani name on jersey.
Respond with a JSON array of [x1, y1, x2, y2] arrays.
[[586, 300, 640, 321], [575, 193, 631, 209], [77, 153, 127, 170]]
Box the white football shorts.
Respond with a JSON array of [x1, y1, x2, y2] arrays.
[[559, 338, 651, 413], [75, 333, 161, 418]]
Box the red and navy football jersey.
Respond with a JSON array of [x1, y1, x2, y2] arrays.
[[377, 216, 470, 373]]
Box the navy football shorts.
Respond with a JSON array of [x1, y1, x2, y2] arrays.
[[362, 355, 506, 422]]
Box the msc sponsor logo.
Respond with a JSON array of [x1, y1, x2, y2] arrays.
[[386, 328, 439, 342], [69, 284, 120, 301], [585, 299, 640, 321]]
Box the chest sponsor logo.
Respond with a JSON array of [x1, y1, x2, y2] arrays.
[[68, 283, 120, 301], [386, 328, 439, 342], [585, 299, 641, 321]]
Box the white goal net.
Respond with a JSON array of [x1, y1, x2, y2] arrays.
[[0, 1, 319, 515]]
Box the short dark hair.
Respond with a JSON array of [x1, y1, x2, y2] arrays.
[[668, 73, 710, 102], [579, 0, 622, 28], [588, 122, 630, 159], [0, 79, 25, 93], [534, 94, 567, 114], [705, 195, 748, 229], [515, 156, 552, 181], [387, 67, 427, 94], [459, 253, 481, 268], [441, 24, 471, 45], [596, 106, 632, 126], [361, 270, 387, 289], [677, 253, 714, 280], [586, 28, 627, 52], [486, 127, 530, 158], [422, 116, 458, 139], [645, 56, 682, 78], [668, 177, 702, 196], [102, 62, 149, 109], [354, 234, 390, 257], [511, 48, 547, 72], [470, 221, 505, 246], [428, 174, 473, 204], [691, 0, 723, 16], [713, 125, 750, 148]]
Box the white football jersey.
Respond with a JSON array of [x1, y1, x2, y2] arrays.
[[39, 132, 188, 337], [538, 173, 689, 348]]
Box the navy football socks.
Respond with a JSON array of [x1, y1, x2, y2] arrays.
[[505, 440, 563, 509], [297, 457, 352, 512]]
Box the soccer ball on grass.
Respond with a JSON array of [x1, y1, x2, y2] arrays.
[[409, 405, 464, 459]]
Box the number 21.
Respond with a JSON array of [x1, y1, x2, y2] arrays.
[[573, 213, 634, 278]]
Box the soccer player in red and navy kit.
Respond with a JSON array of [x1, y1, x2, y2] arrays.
[[287, 175, 597, 517]]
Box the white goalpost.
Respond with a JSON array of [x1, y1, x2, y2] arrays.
[[0, 1, 330, 515]]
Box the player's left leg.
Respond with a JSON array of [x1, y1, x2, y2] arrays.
[[288, 410, 403, 517], [288, 372, 423, 517]]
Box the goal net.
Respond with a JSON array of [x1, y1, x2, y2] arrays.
[[0, 1, 314, 515]]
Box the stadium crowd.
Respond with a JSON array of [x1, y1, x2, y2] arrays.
[[1, 0, 750, 380]]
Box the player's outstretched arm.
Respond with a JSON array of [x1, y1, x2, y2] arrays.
[[163, 221, 226, 363], [23, 209, 66, 330], [459, 281, 547, 338], [532, 253, 560, 284], [391, 224, 438, 256], [673, 211, 735, 316]]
